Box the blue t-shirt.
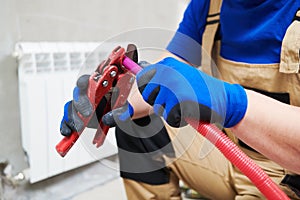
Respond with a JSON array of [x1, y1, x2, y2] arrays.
[[167, 0, 300, 66]]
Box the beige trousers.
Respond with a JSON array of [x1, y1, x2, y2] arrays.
[[122, 125, 299, 200]]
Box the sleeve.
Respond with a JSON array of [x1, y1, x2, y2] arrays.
[[166, 0, 210, 66]]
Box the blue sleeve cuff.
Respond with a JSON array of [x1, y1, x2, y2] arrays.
[[166, 31, 202, 66]]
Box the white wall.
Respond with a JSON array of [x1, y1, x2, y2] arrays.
[[0, 0, 189, 174]]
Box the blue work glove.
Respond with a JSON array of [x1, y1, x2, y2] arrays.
[[60, 75, 107, 136], [128, 57, 247, 128]]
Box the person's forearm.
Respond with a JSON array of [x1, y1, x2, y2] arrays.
[[127, 81, 153, 119], [231, 90, 300, 174]]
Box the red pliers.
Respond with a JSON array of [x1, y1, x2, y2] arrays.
[[56, 46, 135, 157]]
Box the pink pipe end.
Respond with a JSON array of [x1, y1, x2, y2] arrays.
[[123, 56, 142, 75]]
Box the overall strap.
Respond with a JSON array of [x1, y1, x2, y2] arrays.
[[201, 0, 222, 74]]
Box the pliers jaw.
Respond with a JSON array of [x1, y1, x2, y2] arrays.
[[92, 70, 135, 147]]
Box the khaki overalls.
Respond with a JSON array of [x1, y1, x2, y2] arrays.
[[123, 3, 300, 200]]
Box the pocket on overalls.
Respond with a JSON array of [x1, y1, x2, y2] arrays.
[[279, 10, 300, 74]]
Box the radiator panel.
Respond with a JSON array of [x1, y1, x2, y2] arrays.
[[16, 42, 121, 183]]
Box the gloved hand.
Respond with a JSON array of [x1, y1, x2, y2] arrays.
[[129, 57, 248, 128], [60, 75, 107, 136], [60, 44, 139, 136]]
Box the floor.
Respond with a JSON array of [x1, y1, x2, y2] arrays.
[[72, 177, 201, 200], [1, 157, 121, 200], [71, 177, 127, 200], [0, 156, 205, 200]]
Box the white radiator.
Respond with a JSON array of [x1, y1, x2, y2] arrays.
[[15, 42, 123, 183]]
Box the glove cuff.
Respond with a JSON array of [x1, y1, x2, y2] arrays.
[[224, 83, 248, 128]]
